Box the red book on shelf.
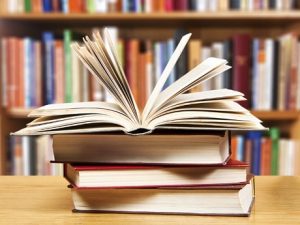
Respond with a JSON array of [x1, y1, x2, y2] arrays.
[[125, 39, 139, 103], [165, 0, 174, 11], [64, 159, 248, 188], [174, 0, 188, 11], [32, 0, 43, 13], [54, 40, 65, 103], [231, 136, 238, 160], [52, 0, 60, 12], [137, 45, 146, 110], [232, 34, 251, 108], [260, 138, 272, 175], [69, 0, 84, 13], [18, 39, 24, 108]]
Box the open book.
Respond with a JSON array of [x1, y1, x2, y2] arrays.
[[15, 30, 265, 135]]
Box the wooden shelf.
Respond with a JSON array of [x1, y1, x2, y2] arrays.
[[1, 11, 300, 26], [251, 111, 300, 121]]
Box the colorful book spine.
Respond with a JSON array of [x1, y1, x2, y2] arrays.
[[270, 127, 280, 175], [42, 32, 55, 104], [64, 30, 73, 103]]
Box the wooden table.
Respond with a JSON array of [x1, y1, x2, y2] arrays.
[[0, 176, 299, 225]]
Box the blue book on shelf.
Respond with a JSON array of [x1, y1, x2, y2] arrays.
[[42, 0, 53, 12], [24, 38, 34, 107], [247, 131, 262, 175], [42, 32, 55, 105], [122, 0, 128, 12], [163, 39, 176, 89], [236, 135, 244, 162], [61, 0, 69, 13]]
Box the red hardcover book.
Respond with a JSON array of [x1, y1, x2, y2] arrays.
[[64, 159, 248, 188], [174, 0, 188, 11], [137, 45, 146, 110], [232, 34, 251, 108]]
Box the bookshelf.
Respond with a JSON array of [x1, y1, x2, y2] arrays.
[[1, 11, 300, 175]]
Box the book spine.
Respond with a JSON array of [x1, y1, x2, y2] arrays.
[[265, 39, 274, 110], [1, 38, 7, 107], [42, 0, 53, 12], [61, 0, 69, 13], [34, 41, 42, 107], [222, 40, 232, 89], [24, 38, 31, 107], [272, 40, 279, 109], [64, 29, 73, 102], [17, 39, 24, 108], [24, 0, 32, 12], [232, 34, 251, 108], [174, 29, 188, 80], [54, 40, 65, 103], [270, 127, 280, 175], [260, 138, 272, 175], [42, 32, 55, 104]]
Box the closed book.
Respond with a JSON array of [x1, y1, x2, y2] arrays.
[[42, 32, 55, 105], [32, 0, 43, 12], [1, 38, 7, 107], [54, 40, 65, 103], [70, 177, 254, 216], [260, 137, 272, 175], [247, 131, 262, 175], [223, 40, 232, 89], [52, 131, 231, 165], [69, 0, 84, 12], [188, 39, 202, 92], [64, 30, 73, 102], [230, 0, 240, 9], [42, 0, 53, 12], [174, 0, 188, 10], [232, 34, 251, 108], [18, 39, 24, 108], [34, 41, 42, 107], [64, 159, 248, 188], [174, 29, 188, 80], [270, 127, 280, 175], [272, 40, 279, 109], [24, 0, 32, 12]]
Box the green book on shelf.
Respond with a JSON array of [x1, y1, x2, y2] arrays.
[[64, 29, 73, 103], [270, 127, 280, 175], [87, 0, 96, 13], [24, 0, 31, 12]]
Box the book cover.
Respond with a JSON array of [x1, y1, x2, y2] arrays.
[[64, 29, 73, 102], [42, 0, 53, 12], [232, 34, 251, 108]]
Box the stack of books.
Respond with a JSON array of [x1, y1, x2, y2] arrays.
[[15, 30, 265, 215]]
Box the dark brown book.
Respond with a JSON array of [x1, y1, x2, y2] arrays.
[[232, 34, 251, 108], [70, 177, 254, 216]]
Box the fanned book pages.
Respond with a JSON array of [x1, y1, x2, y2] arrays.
[[15, 30, 265, 136]]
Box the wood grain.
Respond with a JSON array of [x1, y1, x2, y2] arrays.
[[0, 176, 299, 225]]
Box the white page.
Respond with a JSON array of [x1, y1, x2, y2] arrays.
[[142, 33, 192, 121]]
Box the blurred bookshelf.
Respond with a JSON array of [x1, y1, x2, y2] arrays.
[[1, 0, 300, 175]]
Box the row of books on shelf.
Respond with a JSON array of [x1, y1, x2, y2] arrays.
[[231, 128, 300, 176], [7, 135, 63, 175], [2, 28, 300, 110], [7, 129, 300, 176], [1, 0, 297, 14]]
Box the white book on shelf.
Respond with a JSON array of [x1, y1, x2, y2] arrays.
[[264, 39, 274, 110], [22, 136, 30, 176], [211, 42, 224, 90], [95, 0, 108, 13]]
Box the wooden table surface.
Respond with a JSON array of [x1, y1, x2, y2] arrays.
[[0, 176, 299, 225]]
